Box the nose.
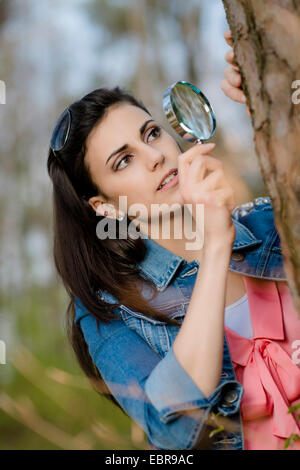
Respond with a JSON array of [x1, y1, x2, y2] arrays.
[[140, 143, 165, 170]]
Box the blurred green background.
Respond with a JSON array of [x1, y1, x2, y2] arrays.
[[0, 0, 267, 450]]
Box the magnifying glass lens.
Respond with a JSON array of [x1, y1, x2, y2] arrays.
[[163, 81, 216, 143], [171, 83, 214, 141]]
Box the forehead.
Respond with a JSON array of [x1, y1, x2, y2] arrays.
[[85, 103, 151, 162]]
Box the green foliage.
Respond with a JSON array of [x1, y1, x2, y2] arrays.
[[284, 434, 300, 450], [284, 402, 300, 450], [208, 425, 224, 439], [0, 284, 146, 450]]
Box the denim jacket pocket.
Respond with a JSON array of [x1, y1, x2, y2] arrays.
[[120, 303, 187, 357]]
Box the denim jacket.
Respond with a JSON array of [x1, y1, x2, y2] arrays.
[[74, 196, 287, 450]]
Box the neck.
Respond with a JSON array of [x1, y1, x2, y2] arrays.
[[135, 205, 204, 264]]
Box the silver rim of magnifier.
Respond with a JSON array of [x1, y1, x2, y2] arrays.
[[163, 80, 217, 143]]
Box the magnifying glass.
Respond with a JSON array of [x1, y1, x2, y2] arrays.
[[163, 80, 216, 144]]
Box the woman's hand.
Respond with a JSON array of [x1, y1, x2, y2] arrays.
[[178, 142, 237, 249], [221, 30, 250, 116]]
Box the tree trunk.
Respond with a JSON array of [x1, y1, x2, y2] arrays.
[[222, 0, 300, 316]]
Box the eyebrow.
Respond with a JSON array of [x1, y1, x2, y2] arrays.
[[105, 119, 155, 166]]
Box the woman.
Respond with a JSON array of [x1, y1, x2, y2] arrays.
[[47, 31, 300, 450]]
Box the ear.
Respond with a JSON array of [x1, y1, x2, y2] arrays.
[[88, 197, 118, 219], [88, 196, 107, 215]]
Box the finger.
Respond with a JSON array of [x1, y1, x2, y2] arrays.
[[202, 187, 235, 211], [181, 142, 216, 164], [200, 167, 227, 192], [224, 30, 233, 47], [246, 105, 250, 116], [187, 154, 223, 187], [224, 29, 232, 39], [185, 144, 217, 176], [221, 79, 247, 104], [224, 50, 239, 71], [178, 143, 216, 186], [224, 65, 242, 88], [225, 50, 234, 65]]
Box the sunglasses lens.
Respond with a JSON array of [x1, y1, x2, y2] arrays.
[[50, 108, 71, 152]]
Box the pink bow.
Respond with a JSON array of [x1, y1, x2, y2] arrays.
[[225, 276, 300, 439]]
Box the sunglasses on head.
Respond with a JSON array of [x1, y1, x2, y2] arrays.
[[50, 107, 72, 156], [49, 106, 90, 200]]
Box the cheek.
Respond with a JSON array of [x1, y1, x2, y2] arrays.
[[164, 135, 181, 152], [125, 188, 157, 217], [127, 190, 154, 208]]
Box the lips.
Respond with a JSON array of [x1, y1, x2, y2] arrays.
[[157, 168, 178, 191]]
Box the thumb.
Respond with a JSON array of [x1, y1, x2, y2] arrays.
[[197, 142, 216, 152]]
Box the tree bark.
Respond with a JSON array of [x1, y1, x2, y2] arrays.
[[222, 0, 300, 316]]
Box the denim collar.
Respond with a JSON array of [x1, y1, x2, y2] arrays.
[[138, 218, 263, 292]]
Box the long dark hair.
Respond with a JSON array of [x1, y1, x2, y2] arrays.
[[47, 86, 181, 413]]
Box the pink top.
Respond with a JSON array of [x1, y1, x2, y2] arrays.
[[224, 275, 300, 450]]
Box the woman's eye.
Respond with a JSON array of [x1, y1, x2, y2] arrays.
[[147, 126, 161, 141], [114, 126, 161, 171], [115, 154, 132, 171]]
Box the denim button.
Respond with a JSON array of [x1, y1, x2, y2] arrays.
[[254, 196, 270, 206], [239, 208, 249, 217], [241, 201, 254, 210], [232, 198, 262, 220], [222, 389, 239, 407], [220, 372, 229, 378], [231, 253, 245, 262]]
